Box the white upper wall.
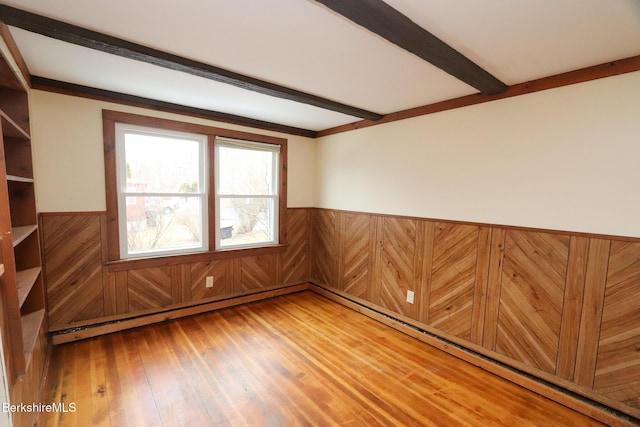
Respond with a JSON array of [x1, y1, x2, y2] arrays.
[[30, 71, 640, 238], [29, 90, 316, 212], [315, 71, 640, 238]]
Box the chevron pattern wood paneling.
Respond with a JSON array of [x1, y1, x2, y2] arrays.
[[341, 213, 373, 299], [281, 209, 309, 285], [428, 223, 479, 341], [238, 255, 277, 292], [189, 260, 231, 301], [594, 241, 640, 411], [311, 209, 337, 287], [38, 209, 640, 418], [127, 267, 174, 312], [496, 230, 570, 374], [41, 214, 105, 328], [378, 217, 418, 317]]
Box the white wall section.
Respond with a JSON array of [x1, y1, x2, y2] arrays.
[[29, 90, 316, 212], [315, 71, 640, 237]]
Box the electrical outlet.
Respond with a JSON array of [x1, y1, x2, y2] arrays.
[[406, 290, 415, 304], [205, 276, 214, 288]]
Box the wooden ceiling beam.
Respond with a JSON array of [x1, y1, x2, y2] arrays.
[[317, 55, 640, 137], [0, 4, 383, 121], [31, 76, 319, 138], [314, 0, 507, 95]]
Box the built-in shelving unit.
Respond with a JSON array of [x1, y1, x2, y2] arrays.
[[0, 32, 45, 382]]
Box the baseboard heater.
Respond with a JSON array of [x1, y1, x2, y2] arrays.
[[309, 284, 639, 427]]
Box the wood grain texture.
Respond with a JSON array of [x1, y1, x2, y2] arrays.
[[41, 214, 105, 328], [281, 208, 310, 285], [483, 228, 506, 350], [41, 208, 307, 329], [310, 209, 337, 287], [40, 292, 604, 427], [127, 267, 174, 312], [496, 230, 570, 374], [189, 259, 231, 301], [557, 236, 590, 380], [10, 319, 48, 427], [317, 55, 640, 138], [238, 254, 277, 292], [0, 5, 382, 122], [428, 223, 479, 340], [470, 226, 492, 345], [417, 221, 435, 324], [575, 239, 611, 388], [312, 0, 506, 94], [377, 217, 418, 317], [341, 212, 373, 299], [594, 241, 640, 410]]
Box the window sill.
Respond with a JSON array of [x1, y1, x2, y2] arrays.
[[105, 244, 288, 272]]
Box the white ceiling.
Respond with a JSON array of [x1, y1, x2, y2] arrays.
[[3, 0, 640, 133]]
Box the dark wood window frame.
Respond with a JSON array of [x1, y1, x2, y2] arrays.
[[102, 110, 288, 269]]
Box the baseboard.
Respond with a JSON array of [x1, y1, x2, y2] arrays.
[[307, 284, 639, 427], [52, 283, 311, 345]]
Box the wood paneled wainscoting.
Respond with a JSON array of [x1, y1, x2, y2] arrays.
[[310, 208, 640, 423], [40, 207, 640, 423], [39, 208, 311, 342]]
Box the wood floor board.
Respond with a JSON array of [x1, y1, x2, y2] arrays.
[[40, 291, 606, 426]]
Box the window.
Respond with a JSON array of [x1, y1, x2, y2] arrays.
[[215, 138, 280, 249], [103, 110, 287, 262], [115, 123, 208, 258]]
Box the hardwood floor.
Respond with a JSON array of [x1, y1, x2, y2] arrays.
[[40, 291, 605, 426]]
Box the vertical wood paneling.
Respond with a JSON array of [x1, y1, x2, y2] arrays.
[[281, 208, 310, 285], [418, 221, 435, 324], [335, 211, 346, 291], [341, 213, 373, 299], [377, 217, 418, 317], [574, 238, 610, 387], [127, 267, 173, 312], [411, 221, 426, 321], [41, 214, 105, 328], [594, 241, 640, 410], [470, 227, 492, 345], [496, 230, 570, 374], [556, 236, 589, 381], [428, 223, 480, 340], [370, 216, 384, 305], [483, 228, 506, 350]]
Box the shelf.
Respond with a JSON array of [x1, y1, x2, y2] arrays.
[[0, 110, 29, 140], [16, 267, 41, 307], [6, 174, 34, 183], [11, 225, 37, 247], [21, 308, 45, 369]]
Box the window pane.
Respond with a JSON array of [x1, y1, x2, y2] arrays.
[[125, 196, 204, 254], [219, 197, 275, 247], [125, 133, 202, 193], [217, 146, 275, 195]]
